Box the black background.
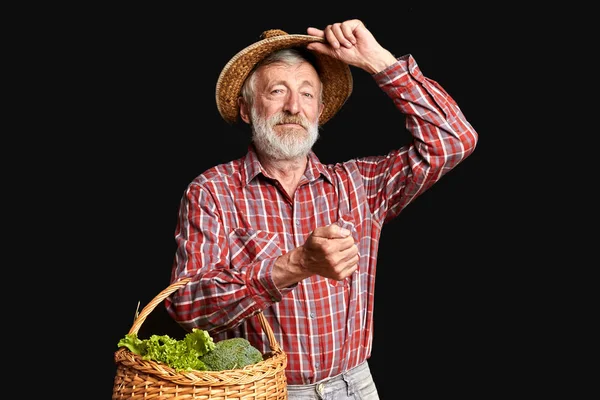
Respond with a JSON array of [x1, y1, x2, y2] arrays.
[[62, 5, 550, 398]]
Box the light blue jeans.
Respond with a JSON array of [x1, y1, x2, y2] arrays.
[[286, 361, 380, 400]]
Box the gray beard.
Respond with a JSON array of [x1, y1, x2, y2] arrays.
[[251, 108, 320, 161]]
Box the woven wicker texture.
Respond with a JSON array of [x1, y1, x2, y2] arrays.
[[216, 29, 353, 125], [112, 278, 288, 399]]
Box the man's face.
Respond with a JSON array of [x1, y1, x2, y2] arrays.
[[248, 61, 324, 160]]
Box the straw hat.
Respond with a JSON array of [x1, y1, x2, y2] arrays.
[[216, 29, 353, 125]]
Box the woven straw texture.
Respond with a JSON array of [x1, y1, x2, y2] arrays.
[[112, 278, 288, 399], [216, 29, 353, 125]]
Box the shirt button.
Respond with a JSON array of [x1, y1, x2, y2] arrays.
[[309, 312, 315, 318], [295, 220, 300, 225]]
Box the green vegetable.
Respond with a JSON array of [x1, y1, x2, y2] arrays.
[[199, 337, 264, 371], [117, 328, 215, 371], [117, 329, 264, 372]]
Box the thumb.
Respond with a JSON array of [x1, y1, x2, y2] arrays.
[[305, 41, 332, 57], [312, 224, 351, 239], [305, 26, 333, 56]]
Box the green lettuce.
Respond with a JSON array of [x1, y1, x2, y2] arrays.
[[118, 328, 216, 371]]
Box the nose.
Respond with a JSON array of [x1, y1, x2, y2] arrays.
[[283, 91, 300, 115]]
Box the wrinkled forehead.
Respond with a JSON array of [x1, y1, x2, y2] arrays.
[[252, 48, 321, 79], [257, 60, 320, 82]]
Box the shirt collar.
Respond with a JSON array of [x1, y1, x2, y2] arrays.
[[241, 144, 334, 187]]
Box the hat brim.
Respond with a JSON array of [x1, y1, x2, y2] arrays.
[[216, 33, 353, 125]]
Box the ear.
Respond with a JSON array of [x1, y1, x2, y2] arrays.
[[238, 97, 251, 124], [318, 101, 324, 119]]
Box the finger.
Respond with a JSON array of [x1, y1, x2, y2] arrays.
[[329, 22, 354, 49], [343, 254, 359, 272], [336, 254, 359, 280], [323, 24, 341, 49], [338, 242, 359, 260], [306, 26, 324, 38], [340, 21, 357, 46], [336, 236, 357, 252]]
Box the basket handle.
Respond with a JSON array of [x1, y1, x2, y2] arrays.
[[127, 277, 281, 353]]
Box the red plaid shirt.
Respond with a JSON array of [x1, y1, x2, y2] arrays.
[[165, 54, 478, 384]]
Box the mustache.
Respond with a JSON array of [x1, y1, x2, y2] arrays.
[[270, 113, 309, 129]]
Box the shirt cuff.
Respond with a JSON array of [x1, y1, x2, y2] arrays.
[[373, 54, 424, 88], [247, 258, 293, 306]]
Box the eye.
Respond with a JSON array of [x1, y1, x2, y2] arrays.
[[302, 92, 314, 98]]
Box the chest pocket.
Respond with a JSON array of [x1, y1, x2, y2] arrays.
[[229, 228, 282, 267]]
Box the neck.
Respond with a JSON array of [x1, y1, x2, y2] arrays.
[[257, 152, 308, 196]]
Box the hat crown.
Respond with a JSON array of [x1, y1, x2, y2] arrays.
[[260, 29, 288, 39]]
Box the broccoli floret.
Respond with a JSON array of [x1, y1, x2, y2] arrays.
[[199, 337, 263, 371]]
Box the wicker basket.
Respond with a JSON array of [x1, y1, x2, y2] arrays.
[[112, 278, 288, 399]]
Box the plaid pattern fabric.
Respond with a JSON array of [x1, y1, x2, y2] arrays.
[[166, 54, 478, 384]]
